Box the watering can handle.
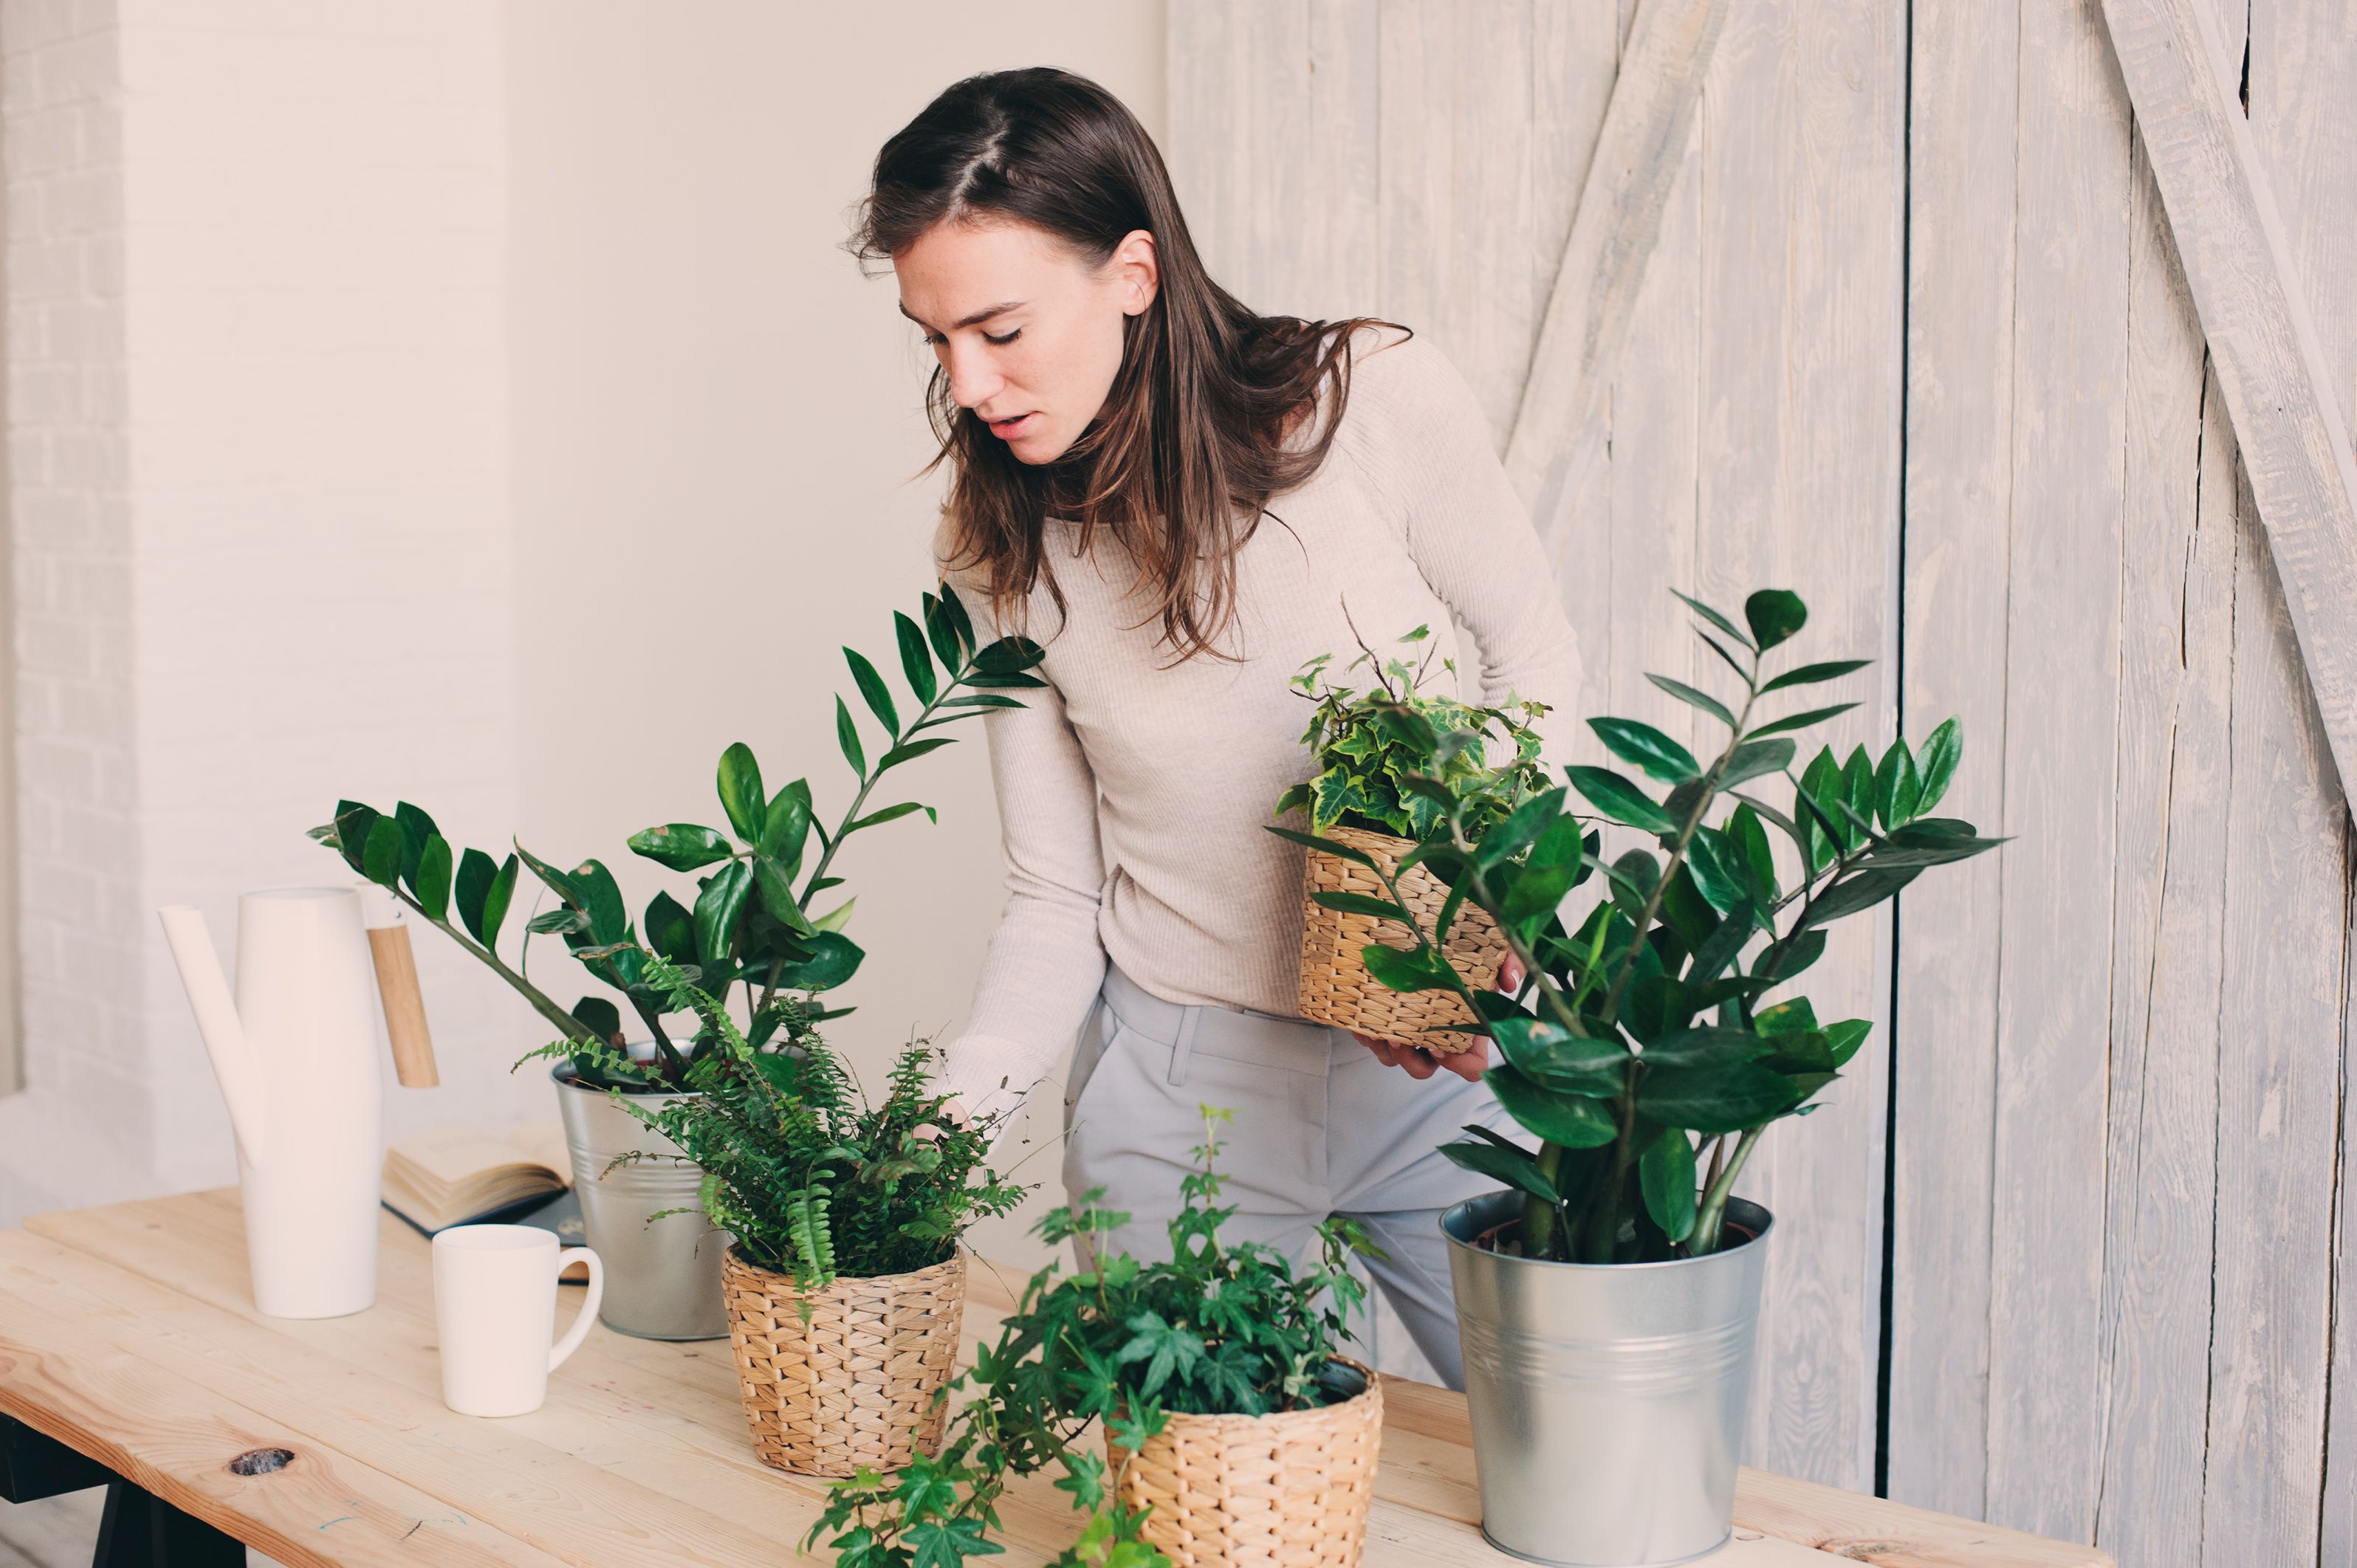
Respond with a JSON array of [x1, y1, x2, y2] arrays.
[[357, 884, 439, 1089]]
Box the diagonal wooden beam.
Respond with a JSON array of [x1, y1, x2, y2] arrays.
[[2102, 0, 2357, 797], [1504, 0, 1729, 551]]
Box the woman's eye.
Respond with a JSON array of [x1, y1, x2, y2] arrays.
[[984, 329, 1022, 346]]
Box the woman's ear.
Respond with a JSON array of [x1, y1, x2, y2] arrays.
[[1111, 228, 1159, 316]]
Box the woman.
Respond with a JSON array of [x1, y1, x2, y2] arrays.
[[854, 68, 1579, 1389]]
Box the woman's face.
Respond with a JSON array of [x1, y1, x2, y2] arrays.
[[893, 217, 1159, 466]]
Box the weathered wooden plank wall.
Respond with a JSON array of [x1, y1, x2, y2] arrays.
[[1170, 0, 1905, 1493], [1167, 0, 2356, 1555]]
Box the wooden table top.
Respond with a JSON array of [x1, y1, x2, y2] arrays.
[[0, 1190, 2109, 1567]]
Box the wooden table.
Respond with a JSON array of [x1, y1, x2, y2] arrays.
[[0, 1191, 2110, 1567]]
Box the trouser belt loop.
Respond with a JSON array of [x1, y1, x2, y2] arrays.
[[1167, 1005, 1202, 1087]]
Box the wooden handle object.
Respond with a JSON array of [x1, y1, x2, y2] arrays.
[[367, 925, 440, 1088]]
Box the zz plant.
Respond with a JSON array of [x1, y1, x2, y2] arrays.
[[547, 954, 1029, 1294], [1274, 620, 1550, 840], [806, 1109, 1376, 1568], [1284, 588, 2001, 1263], [310, 585, 1043, 1089]]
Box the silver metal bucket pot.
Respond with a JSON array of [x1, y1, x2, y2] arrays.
[[552, 1065, 728, 1341], [1442, 1189, 1773, 1567]]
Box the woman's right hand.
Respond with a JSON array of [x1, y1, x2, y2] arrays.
[[1354, 952, 1523, 1082]]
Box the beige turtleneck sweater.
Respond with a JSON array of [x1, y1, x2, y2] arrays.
[[939, 327, 1582, 1121]]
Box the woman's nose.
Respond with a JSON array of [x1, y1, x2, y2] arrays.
[[944, 342, 1003, 411]]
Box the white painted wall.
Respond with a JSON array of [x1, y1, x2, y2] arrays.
[[0, 1, 1167, 1245], [0, 0, 518, 1221], [500, 0, 1164, 1267]]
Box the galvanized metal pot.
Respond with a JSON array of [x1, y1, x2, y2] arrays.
[[552, 1065, 728, 1341], [1442, 1189, 1773, 1567]]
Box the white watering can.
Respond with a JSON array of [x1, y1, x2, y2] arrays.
[[159, 887, 384, 1318]]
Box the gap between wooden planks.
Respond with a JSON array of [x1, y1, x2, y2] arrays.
[[4, 1192, 2108, 1567]]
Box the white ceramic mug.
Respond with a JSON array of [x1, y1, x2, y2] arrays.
[[432, 1224, 603, 1417]]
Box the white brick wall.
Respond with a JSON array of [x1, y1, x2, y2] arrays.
[[0, 0, 530, 1222]]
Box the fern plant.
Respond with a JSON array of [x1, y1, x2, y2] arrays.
[[564, 952, 1029, 1292]]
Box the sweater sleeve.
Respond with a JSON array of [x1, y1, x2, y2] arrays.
[[936, 602, 1110, 1127], [1355, 334, 1585, 757]]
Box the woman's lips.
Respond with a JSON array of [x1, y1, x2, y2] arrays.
[[987, 412, 1037, 439]]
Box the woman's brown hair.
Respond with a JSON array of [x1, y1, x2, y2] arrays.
[[851, 67, 1401, 662]]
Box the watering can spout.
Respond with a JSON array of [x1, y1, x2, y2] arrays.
[[159, 904, 270, 1167]]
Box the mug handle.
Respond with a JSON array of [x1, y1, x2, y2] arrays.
[[547, 1248, 603, 1372]]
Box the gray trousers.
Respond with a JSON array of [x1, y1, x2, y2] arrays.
[[1060, 964, 1523, 1391]]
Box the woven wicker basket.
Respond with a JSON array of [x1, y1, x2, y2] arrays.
[[1104, 1359, 1383, 1568], [720, 1245, 966, 1478], [1297, 824, 1508, 1051]]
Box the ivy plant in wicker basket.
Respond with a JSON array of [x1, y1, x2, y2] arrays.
[[580, 953, 1031, 1479], [806, 1109, 1385, 1568], [1273, 622, 1551, 1051]]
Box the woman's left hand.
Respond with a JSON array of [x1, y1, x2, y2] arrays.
[[1353, 953, 1525, 1082]]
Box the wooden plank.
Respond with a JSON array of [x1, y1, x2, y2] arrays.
[[2244, 4, 2357, 1560], [1502, 0, 1729, 546], [1885, 0, 2021, 1519], [0, 1266, 573, 1567], [1304, 0, 1383, 315], [1982, 0, 2136, 1541], [7, 1193, 2115, 1568], [1682, 0, 1904, 1494], [2086, 201, 2233, 1568], [2200, 456, 2345, 1568], [2099, 0, 2357, 800], [1164, 1, 1308, 311]]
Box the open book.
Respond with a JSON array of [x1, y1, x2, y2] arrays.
[[382, 1121, 572, 1235]]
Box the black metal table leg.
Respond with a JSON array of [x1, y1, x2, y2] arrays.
[[1, 1414, 247, 1567], [0, 1411, 111, 1503], [91, 1477, 246, 1567]]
